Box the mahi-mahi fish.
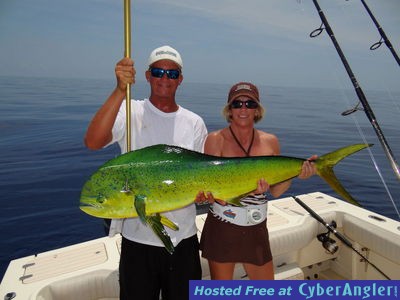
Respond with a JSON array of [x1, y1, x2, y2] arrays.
[[80, 143, 371, 253]]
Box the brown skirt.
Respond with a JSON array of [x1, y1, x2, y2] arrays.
[[199, 211, 272, 266]]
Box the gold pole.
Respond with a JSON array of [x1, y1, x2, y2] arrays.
[[124, 0, 132, 152]]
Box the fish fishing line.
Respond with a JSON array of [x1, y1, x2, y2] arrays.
[[333, 0, 400, 114], [348, 109, 400, 220], [310, 0, 400, 182], [324, 71, 400, 220], [356, 0, 400, 66]]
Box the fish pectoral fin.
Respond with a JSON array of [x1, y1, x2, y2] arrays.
[[134, 195, 178, 254], [134, 195, 176, 253], [146, 214, 175, 254], [134, 194, 147, 224], [133, 195, 179, 230], [160, 215, 179, 231]]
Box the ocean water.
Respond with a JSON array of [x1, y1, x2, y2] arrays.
[[0, 76, 399, 279]]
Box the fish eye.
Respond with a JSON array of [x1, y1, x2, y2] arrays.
[[96, 194, 106, 204]]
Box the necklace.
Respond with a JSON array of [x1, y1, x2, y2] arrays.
[[229, 126, 255, 157]]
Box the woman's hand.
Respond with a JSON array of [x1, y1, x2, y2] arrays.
[[195, 191, 227, 206], [195, 191, 214, 204], [253, 178, 269, 195], [298, 155, 318, 179]]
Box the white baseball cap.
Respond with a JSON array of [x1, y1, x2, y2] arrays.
[[148, 45, 183, 69]]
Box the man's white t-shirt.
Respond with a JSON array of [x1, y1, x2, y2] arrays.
[[107, 98, 207, 247]]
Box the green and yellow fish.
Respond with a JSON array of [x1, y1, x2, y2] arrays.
[[80, 143, 371, 253]]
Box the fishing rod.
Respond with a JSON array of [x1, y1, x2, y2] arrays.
[[124, 0, 132, 152], [310, 0, 400, 182], [101, 0, 132, 234], [292, 196, 391, 280], [357, 0, 400, 66]]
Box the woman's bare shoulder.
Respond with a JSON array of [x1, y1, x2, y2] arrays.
[[204, 129, 228, 155], [256, 130, 280, 155], [257, 130, 278, 142], [206, 129, 225, 142]]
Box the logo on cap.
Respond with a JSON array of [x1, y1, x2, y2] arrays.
[[155, 50, 177, 58], [234, 84, 253, 92]]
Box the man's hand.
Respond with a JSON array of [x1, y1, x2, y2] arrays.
[[115, 57, 136, 92]]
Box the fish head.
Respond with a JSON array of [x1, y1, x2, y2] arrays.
[[79, 168, 138, 219]]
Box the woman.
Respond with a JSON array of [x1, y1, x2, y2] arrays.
[[198, 82, 316, 280]]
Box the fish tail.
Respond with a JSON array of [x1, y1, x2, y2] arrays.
[[316, 143, 373, 206], [146, 214, 175, 254]]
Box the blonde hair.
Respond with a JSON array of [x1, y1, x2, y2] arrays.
[[222, 102, 265, 123]]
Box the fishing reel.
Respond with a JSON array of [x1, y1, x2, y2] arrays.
[[317, 220, 339, 254]]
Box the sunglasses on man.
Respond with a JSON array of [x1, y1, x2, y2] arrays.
[[150, 68, 180, 80]]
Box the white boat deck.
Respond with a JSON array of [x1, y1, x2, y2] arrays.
[[1, 192, 400, 300]]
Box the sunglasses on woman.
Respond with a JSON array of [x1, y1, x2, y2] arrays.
[[230, 99, 259, 109], [150, 68, 180, 79]]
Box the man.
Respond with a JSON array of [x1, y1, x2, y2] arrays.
[[85, 45, 207, 300]]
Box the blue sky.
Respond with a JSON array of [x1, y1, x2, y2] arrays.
[[0, 0, 399, 90]]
